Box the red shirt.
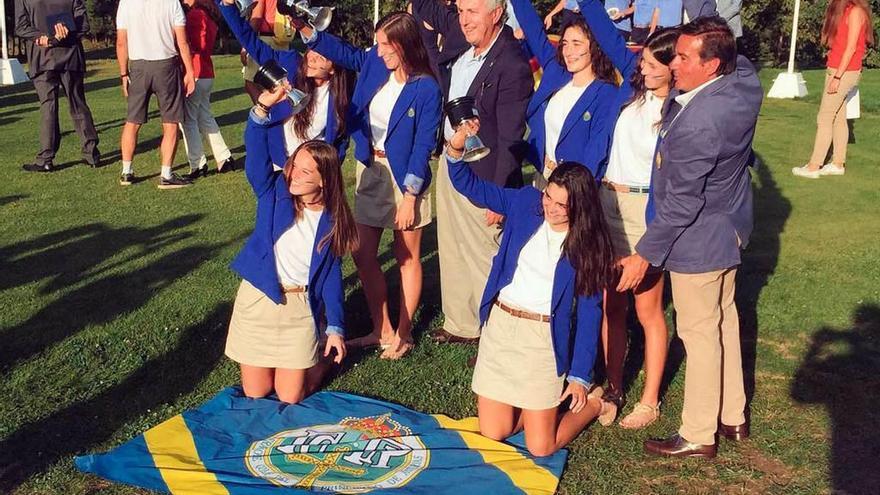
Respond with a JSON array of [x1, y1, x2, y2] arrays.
[[827, 5, 867, 71], [185, 7, 217, 79]]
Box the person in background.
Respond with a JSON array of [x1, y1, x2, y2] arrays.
[[301, 13, 443, 359], [15, 0, 100, 173], [618, 16, 763, 458], [115, 0, 196, 188], [580, 0, 678, 429], [509, 0, 618, 186], [446, 121, 615, 457], [225, 86, 358, 404], [180, 0, 237, 178], [656, 0, 682, 29], [605, 0, 633, 42], [218, 0, 351, 163], [411, 0, 533, 348], [792, 0, 873, 179], [629, 0, 659, 45], [242, 0, 296, 103], [544, 0, 584, 31]]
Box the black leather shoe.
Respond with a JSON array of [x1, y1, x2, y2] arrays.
[[644, 433, 717, 458], [218, 157, 238, 173], [84, 151, 101, 167], [718, 421, 750, 441], [184, 165, 209, 180], [22, 163, 53, 173]]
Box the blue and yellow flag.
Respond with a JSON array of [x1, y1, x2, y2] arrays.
[[76, 387, 567, 494]]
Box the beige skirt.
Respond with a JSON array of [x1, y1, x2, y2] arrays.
[[471, 304, 565, 410], [354, 156, 432, 230], [599, 187, 649, 258], [225, 280, 319, 370]]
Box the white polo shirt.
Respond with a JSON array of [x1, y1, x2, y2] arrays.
[[116, 0, 186, 61]]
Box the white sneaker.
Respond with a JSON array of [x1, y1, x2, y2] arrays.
[[792, 165, 821, 179], [819, 163, 846, 176]]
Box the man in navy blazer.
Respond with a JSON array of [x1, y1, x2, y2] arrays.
[[618, 16, 762, 457], [411, 0, 533, 344]]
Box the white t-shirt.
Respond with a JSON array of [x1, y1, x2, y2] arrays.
[[369, 74, 406, 151], [498, 221, 567, 315], [604, 91, 664, 187], [284, 83, 331, 157], [544, 80, 590, 164], [116, 0, 186, 61], [274, 207, 323, 287]]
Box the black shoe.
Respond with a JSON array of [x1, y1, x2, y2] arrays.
[[184, 165, 208, 180], [119, 172, 135, 185], [84, 150, 101, 168], [158, 173, 193, 189], [22, 163, 53, 173], [218, 157, 238, 173]]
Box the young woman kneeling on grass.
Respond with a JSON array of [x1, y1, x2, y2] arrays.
[[224, 86, 358, 404], [446, 121, 615, 456]]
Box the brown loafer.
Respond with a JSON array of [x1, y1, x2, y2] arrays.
[[430, 328, 480, 345], [718, 421, 750, 441], [644, 433, 717, 458]]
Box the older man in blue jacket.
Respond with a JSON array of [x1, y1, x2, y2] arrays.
[[618, 16, 762, 458]]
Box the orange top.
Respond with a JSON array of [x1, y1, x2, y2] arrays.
[[827, 5, 868, 71], [253, 0, 278, 35]]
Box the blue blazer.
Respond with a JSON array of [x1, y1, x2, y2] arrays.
[[217, 1, 348, 161], [446, 157, 602, 383], [229, 115, 346, 336], [635, 56, 762, 273], [512, 0, 618, 179], [306, 31, 442, 195]]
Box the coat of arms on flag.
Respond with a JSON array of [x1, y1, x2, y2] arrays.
[[75, 387, 567, 494]]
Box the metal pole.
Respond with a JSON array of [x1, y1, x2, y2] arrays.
[[1, 0, 10, 60], [787, 0, 801, 74]]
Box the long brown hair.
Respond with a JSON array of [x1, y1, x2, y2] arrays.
[[546, 163, 614, 296], [822, 0, 875, 47], [283, 141, 359, 256], [376, 12, 436, 80], [292, 53, 351, 144], [556, 17, 618, 85], [625, 27, 679, 109]]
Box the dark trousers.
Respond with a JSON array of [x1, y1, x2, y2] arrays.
[[32, 70, 99, 166]]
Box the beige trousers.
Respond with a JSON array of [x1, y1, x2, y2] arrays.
[[670, 267, 746, 446], [435, 155, 501, 338], [808, 69, 861, 166]]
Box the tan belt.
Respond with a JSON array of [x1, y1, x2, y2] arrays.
[[494, 300, 551, 323], [282, 284, 307, 293], [373, 149, 387, 158], [602, 179, 650, 194]]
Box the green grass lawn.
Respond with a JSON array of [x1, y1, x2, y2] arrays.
[[1, 59, 878, 494]]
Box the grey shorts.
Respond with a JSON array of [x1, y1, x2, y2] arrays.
[[127, 58, 184, 124]]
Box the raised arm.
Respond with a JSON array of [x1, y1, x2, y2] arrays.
[[510, 0, 556, 67], [217, 0, 295, 67], [445, 152, 520, 216], [410, 0, 461, 37], [243, 114, 278, 198], [305, 31, 369, 72], [578, 0, 637, 80]]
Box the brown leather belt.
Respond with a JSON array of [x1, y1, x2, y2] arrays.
[[602, 179, 650, 194], [494, 300, 551, 323], [373, 149, 387, 158], [282, 284, 307, 293]]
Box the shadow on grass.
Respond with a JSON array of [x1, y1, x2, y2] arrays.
[[0, 214, 230, 371], [791, 304, 880, 495], [0, 195, 28, 206], [0, 301, 232, 492]]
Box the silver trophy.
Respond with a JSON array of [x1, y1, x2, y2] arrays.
[[277, 0, 334, 31]]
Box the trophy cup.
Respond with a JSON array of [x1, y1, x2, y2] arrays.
[[277, 0, 334, 31], [444, 96, 490, 162], [253, 60, 310, 115]]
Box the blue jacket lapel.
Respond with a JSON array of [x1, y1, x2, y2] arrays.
[[557, 81, 601, 146], [386, 78, 419, 138], [527, 65, 570, 117], [309, 211, 331, 286]]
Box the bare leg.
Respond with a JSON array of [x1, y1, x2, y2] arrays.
[[349, 224, 395, 348], [602, 282, 629, 396], [382, 228, 423, 359], [159, 122, 179, 167], [521, 397, 602, 457], [120, 122, 141, 162], [633, 272, 667, 408], [274, 368, 309, 404], [240, 364, 274, 398], [477, 395, 522, 441]]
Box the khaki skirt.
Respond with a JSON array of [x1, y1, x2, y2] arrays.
[[471, 304, 565, 410], [354, 156, 432, 230], [599, 187, 649, 258], [225, 280, 319, 370]]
